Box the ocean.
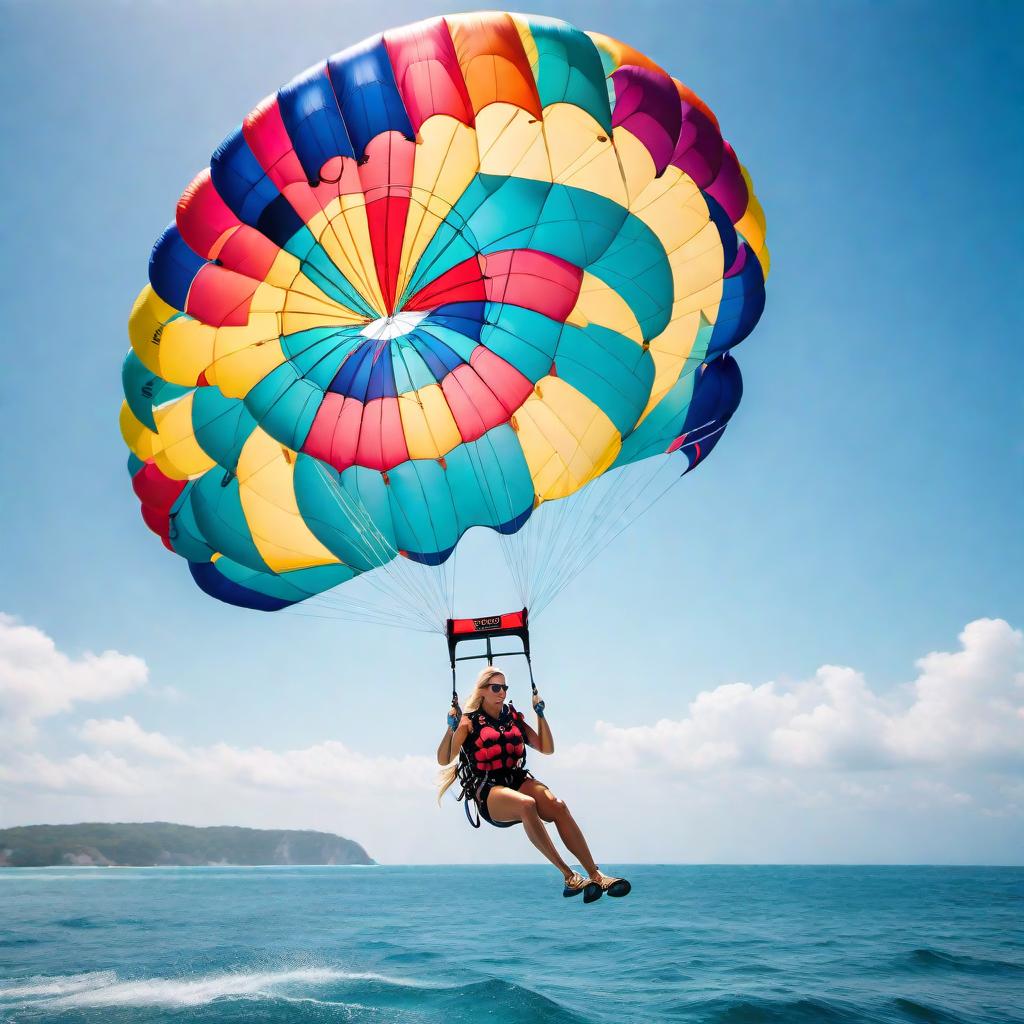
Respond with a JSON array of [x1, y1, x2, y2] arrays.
[[1, 865, 1021, 1023]]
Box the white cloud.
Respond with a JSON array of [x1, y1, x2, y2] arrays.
[[72, 718, 434, 794], [887, 618, 1024, 765], [185, 741, 435, 797], [19, 734, 435, 817], [79, 716, 186, 762], [568, 618, 1024, 775], [0, 751, 141, 796], [0, 614, 147, 742]]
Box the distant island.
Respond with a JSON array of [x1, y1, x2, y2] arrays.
[[0, 822, 374, 867]]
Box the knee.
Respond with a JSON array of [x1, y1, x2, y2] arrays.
[[517, 794, 539, 818], [543, 796, 569, 821], [550, 797, 569, 819]]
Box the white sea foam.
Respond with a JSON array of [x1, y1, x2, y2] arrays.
[[0, 967, 441, 1009], [0, 972, 117, 998]]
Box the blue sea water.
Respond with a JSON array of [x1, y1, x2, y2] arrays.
[[1, 865, 1022, 1023]]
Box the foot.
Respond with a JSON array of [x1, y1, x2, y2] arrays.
[[588, 870, 632, 897], [562, 871, 588, 897]]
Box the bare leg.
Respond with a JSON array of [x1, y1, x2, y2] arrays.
[[521, 779, 600, 878], [486, 787, 575, 880]]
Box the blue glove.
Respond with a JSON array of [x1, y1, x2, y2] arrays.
[[447, 705, 461, 732], [533, 698, 545, 719]]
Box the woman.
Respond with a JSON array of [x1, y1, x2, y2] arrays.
[[437, 665, 630, 902]]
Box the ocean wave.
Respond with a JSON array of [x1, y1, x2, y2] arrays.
[[681, 994, 866, 1023], [891, 996, 968, 1023], [437, 978, 592, 1023], [907, 948, 1024, 975]]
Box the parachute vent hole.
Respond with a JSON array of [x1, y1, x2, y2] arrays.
[[597, 135, 608, 143]]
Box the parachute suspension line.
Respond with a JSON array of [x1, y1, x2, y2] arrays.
[[493, 450, 690, 621], [180, 440, 431, 632], [309, 461, 447, 633], [527, 457, 618, 609], [371, 482, 453, 627], [531, 458, 677, 617], [533, 453, 665, 611], [536, 451, 701, 617], [282, 603, 435, 632], [302, 578, 441, 632], [312, 470, 433, 626], [540, 462, 666, 613], [490, 425, 617, 618]]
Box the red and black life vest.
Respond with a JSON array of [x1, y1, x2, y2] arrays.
[[465, 703, 527, 775]]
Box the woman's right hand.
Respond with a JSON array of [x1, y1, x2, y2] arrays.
[[447, 701, 462, 732]]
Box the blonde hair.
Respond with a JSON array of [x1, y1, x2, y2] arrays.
[[437, 665, 508, 801]]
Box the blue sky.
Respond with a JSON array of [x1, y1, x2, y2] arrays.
[[0, 0, 1021, 863]]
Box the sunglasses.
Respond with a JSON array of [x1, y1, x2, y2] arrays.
[[489, 683, 509, 694]]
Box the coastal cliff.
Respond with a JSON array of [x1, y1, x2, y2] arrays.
[[0, 823, 374, 867]]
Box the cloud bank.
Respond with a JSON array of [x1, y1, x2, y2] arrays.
[[0, 613, 1021, 863], [565, 618, 1024, 774]]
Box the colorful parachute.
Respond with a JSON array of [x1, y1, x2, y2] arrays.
[[120, 13, 768, 626]]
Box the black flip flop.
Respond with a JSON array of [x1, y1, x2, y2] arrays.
[[583, 881, 603, 903]]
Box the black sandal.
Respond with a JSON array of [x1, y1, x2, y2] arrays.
[[601, 876, 631, 898]]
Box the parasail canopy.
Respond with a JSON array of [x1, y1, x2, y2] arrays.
[[120, 13, 768, 632]]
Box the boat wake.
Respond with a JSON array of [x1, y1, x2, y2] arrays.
[[0, 967, 589, 1022]]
